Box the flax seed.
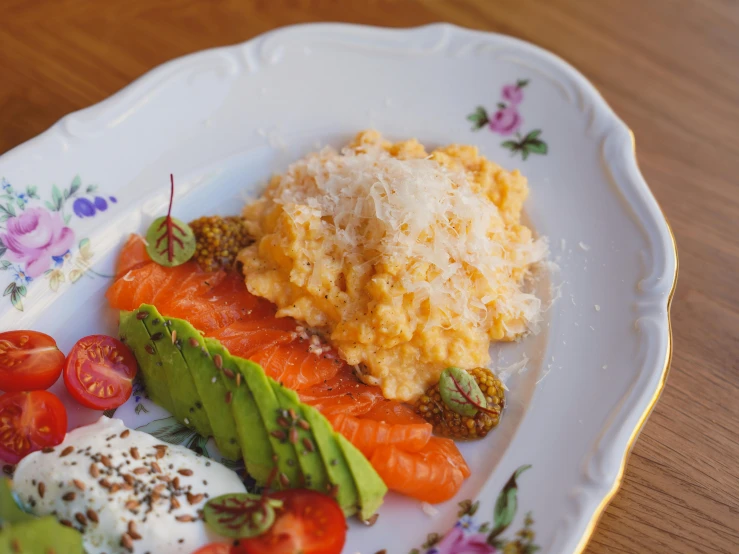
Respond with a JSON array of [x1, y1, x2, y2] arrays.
[[73, 479, 86, 491], [86, 509, 99, 523], [120, 430, 130, 439], [62, 492, 76, 502], [178, 468, 193, 476], [175, 514, 195, 522], [75, 512, 87, 526], [186, 492, 204, 505], [151, 462, 162, 473], [130, 447, 140, 460], [37, 482, 45, 498], [133, 467, 148, 475], [60, 446, 74, 458], [89, 464, 100, 478], [100, 455, 112, 468]]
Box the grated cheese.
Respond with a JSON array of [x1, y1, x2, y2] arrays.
[[269, 144, 548, 330]]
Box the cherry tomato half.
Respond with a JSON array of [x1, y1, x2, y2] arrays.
[[234, 489, 347, 554], [192, 544, 232, 554], [0, 390, 68, 463], [63, 335, 138, 410], [0, 331, 65, 392]]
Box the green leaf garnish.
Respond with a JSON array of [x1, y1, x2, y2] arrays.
[[0, 478, 34, 524], [145, 174, 196, 267], [439, 367, 496, 417], [204, 493, 283, 539]]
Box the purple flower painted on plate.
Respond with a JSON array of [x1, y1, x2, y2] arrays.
[[488, 107, 522, 136], [73, 197, 96, 218], [1, 208, 75, 278], [428, 526, 496, 554], [94, 196, 108, 211], [501, 84, 524, 105]]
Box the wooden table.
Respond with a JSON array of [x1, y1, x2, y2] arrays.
[[2, 1, 737, 552]]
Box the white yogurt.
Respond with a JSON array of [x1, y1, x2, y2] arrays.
[[14, 417, 245, 553]]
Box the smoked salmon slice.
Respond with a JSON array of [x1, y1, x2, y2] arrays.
[[298, 368, 386, 417], [250, 340, 343, 391], [327, 412, 432, 458], [209, 318, 297, 359], [370, 437, 471, 504], [114, 234, 151, 277]]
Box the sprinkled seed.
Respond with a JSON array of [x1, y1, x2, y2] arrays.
[[171, 496, 181, 509], [214, 354, 223, 369], [150, 332, 164, 341], [121, 533, 134, 551], [128, 521, 142, 540], [136, 311, 149, 320], [225, 391, 233, 404], [133, 467, 148, 475], [176, 514, 196, 522], [171, 330, 178, 345], [60, 446, 74, 457], [130, 447, 140, 460], [297, 419, 311, 430], [155, 445, 167, 458], [86, 508, 99, 523], [100, 455, 112, 468], [75, 512, 87, 526], [330, 459, 338, 466], [62, 492, 76, 501], [178, 469, 193, 476], [363, 513, 380, 526], [270, 429, 286, 441], [42, 447, 55, 454], [89, 463, 100, 478], [110, 483, 122, 493], [222, 369, 235, 381], [302, 437, 315, 452], [125, 500, 139, 511], [145, 344, 155, 355], [59, 519, 73, 528], [122, 474, 135, 486], [99, 478, 112, 488], [289, 428, 299, 445], [279, 473, 290, 487], [151, 462, 162, 473], [187, 492, 204, 505], [288, 409, 297, 420], [236, 373, 241, 387], [37, 482, 45, 498], [72, 479, 86, 491], [277, 416, 290, 428], [188, 337, 199, 347], [120, 429, 130, 439]]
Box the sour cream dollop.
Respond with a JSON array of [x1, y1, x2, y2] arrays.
[[14, 417, 245, 553]]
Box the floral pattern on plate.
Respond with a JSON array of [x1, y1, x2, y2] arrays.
[[411, 465, 539, 554], [467, 80, 548, 161], [0, 176, 116, 310]]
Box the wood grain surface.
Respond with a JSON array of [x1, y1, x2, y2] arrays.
[[1, 1, 738, 552]]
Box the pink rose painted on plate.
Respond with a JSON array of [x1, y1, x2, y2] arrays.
[[2, 207, 75, 278], [428, 526, 495, 554], [488, 107, 523, 136], [467, 79, 548, 161], [501, 84, 524, 105], [0, 175, 114, 311]]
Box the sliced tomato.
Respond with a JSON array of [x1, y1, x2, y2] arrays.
[[0, 391, 67, 463], [234, 489, 346, 554], [63, 335, 138, 410], [192, 543, 232, 554], [0, 331, 65, 392]]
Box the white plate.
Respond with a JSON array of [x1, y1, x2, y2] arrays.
[[0, 23, 677, 554]]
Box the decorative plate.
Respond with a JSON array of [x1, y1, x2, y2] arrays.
[[0, 23, 677, 554]]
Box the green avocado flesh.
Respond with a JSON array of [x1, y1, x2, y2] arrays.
[[119, 304, 387, 517]]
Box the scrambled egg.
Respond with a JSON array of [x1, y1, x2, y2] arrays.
[[238, 131, 546, 401]]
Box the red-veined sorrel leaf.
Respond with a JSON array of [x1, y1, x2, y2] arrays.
[[439, 366, 496, 417], [203, 493, 283, 539], [145, 174, 196, 267]]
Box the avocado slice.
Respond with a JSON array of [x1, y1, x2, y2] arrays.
[[159, 312, 241, 461], [123, 306, 387, 517], [204, 339, 300, 490], [202, 339, 276, 484], [272, 384, 329, 495], [337, 433, 388, 521], [301, 405, 360, 516], [142, 315, 212, 435], [0, 517, 84, 553], [119, 310, 174, 413]]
